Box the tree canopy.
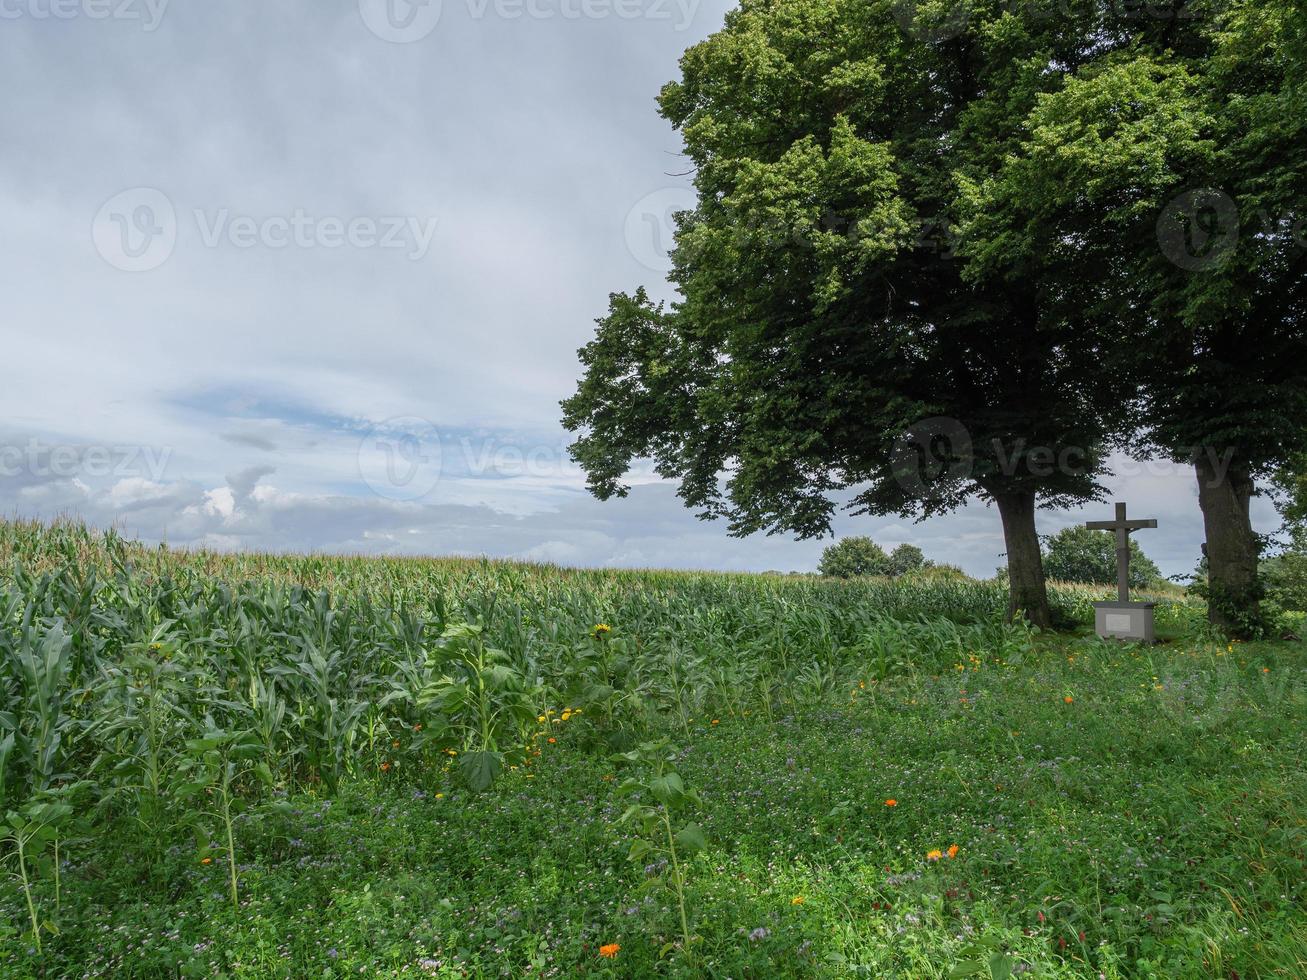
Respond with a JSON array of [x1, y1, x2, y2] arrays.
[[1042, 525, 1162, 589], [563, 0, 1305, 633]]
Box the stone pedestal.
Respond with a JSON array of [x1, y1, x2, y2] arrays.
[[1092, 601, 1156, 643]]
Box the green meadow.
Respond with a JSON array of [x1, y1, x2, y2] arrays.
[[0, 521, 1302, 977]]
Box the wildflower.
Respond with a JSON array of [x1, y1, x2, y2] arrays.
[[547, 737, 556, 744], [1262, 667, 1270, 673], [561, 711, 571, 721], [791, 895, 805, 905], [711, 719, 719, 726], [926, 849, 943, 861], [200, 856, 212, 864], [748, 927, 770, 942], [537, 714, 547, 723], [381, 762, 392, 772], [947, 844, 959, 859], [593, 624, 612, 637], [1063, 695, 1074, 704], [884, 799, 897, 807], [434, 792, 444, 799], [598, 943, 620, 958]]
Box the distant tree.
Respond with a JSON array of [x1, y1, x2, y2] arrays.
[[886, 543, 928, 578], [1043, 526, 1161, 589], [818, 537, 889, 579]]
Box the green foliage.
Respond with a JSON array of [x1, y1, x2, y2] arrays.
[[614, 739, 705, 959], [819, 538, 936, 579], [818, 537, 890, 579], [0, 519, 1284, 978], [1043, 526, 1162, 589], [1263, 550, 1307, 614], [886, 544, 928, 578]]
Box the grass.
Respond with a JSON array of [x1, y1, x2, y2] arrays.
[[0, 520, 1302, 977]]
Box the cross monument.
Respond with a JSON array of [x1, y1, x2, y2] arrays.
[[1085, 502, 1159, 642]]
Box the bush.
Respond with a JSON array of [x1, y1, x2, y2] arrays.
[[886, 543, 928, 577], [1263, 549, 1307, 612], [818, 537, 890, 578], [1042, 525, 1161, 588]]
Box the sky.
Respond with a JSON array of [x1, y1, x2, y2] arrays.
[[0, 0, 1284, 578]]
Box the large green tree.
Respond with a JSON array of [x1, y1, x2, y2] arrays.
[[563, 0, 1166, 627], [957, 0, 1307, 634], [564, 0, 1202, 624]]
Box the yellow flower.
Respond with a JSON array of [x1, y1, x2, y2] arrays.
[[537, 714, 547, 723], [200, 856, 212, 864], [926, 849, 943, 861], [791, 895, 805, 905], [434, 792, 444, 799], [711, 719, 719, 726], [593, 624, 612, 637]]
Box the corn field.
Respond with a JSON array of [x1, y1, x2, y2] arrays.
[[0, 519, 1201, 945]]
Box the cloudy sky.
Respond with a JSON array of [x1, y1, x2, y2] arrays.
[[0, 0, 1283, 577]]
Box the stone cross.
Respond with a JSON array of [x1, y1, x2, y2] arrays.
[[1086, 502, 1158, 602]]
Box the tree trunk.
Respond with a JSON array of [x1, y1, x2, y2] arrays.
[[994, 490, 1052, 628], [1194, 451, 1261, 636]]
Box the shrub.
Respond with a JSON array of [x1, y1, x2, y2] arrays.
[[886, 543, 928, 577], [1043, 525, 1161, 588], [818, 537, 890, 578]]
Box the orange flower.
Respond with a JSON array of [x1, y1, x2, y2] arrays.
[[926, 849, 943, 861], [547, 737, 556, 744], [1063, 695, 1074, 704], [598, 943, 620, 959], [884, 799, 897, 807], [200, 856, 212, 864], [380, 761, 392, 772], [711, 719, 719, 725], [947, 844, 959, 859]]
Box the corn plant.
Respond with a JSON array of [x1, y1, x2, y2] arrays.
[[416, 622, 539, 790]]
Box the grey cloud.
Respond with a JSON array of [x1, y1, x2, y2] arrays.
[[221, 432, 279, 451]]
